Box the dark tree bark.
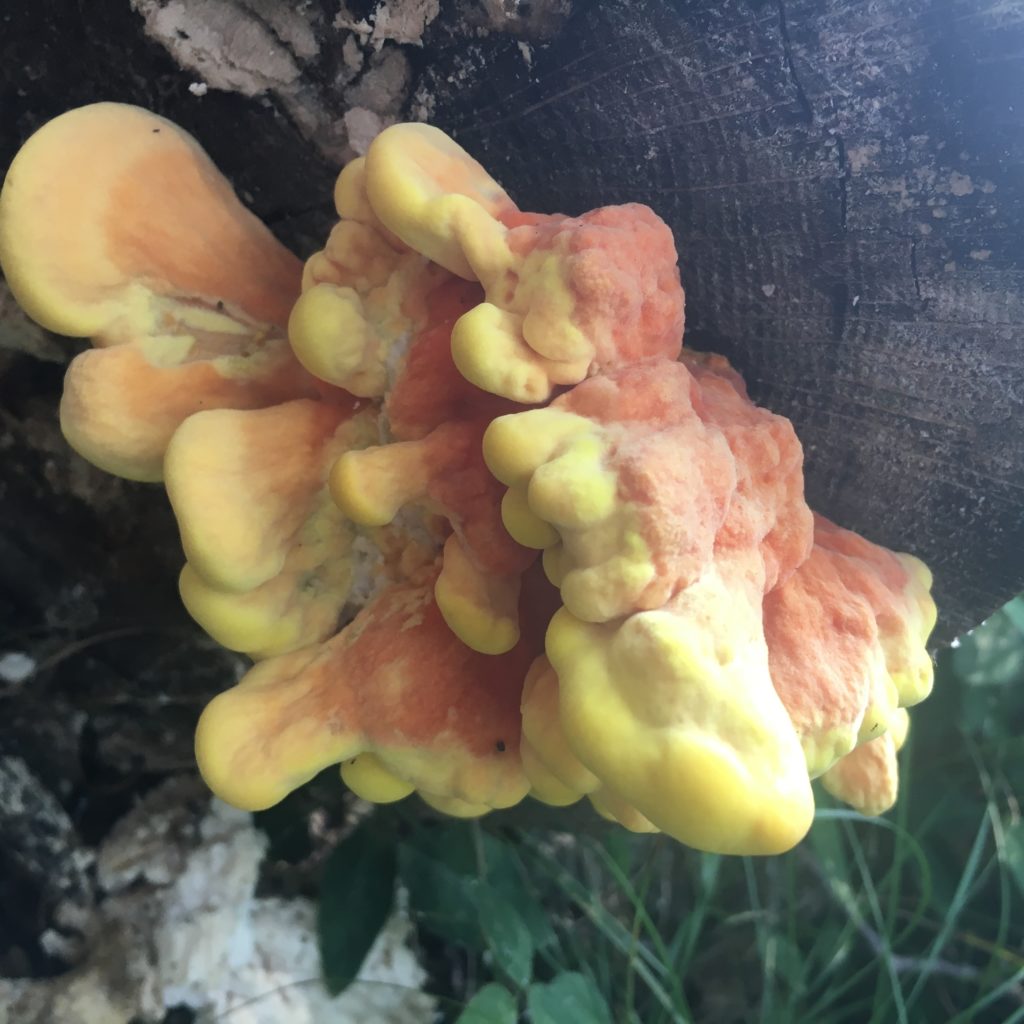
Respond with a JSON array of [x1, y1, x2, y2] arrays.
[[6, 0, 1021, 648], [420, 0, 1024, 646]]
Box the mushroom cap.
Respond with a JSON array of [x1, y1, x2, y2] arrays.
[[340, 753, 416, 805], [289, 209, 452, 399], [821, 708, 910, 816], [384, 278, 520, 441], [766, 516, 936, 778], [764, 538, 890, 776], [166, 400, 377, 658], [813, 517, 936, 708], [359, 124, 684, 403], [195, 574, 545, 813], [547, 571, 815, 856], [58, 336, 313, 481], [166, 399, 363, 592], [450, 204, 685, 404], [331, 417, 536, 654], [520, 655, 599, 802], [0, 102, 316, 481], [364, 122, 517, 279], [482, 354, 817, 853], [485, 358, 813, 623], [0, 102, 301, 336]]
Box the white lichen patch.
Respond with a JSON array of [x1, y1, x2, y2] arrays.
[[949, 170, 974, 196], [0, 778, 434, 1024], [244, 0, 320, 60], [132, 0, 304, 95], [345, 107, 386, 154], [342, 34, 364, 74], [336, 1, 441, 48], [348, 46, 411, 118], [846, 141, 880, 174], [0, 651, 35, 685], [133, 0, 422, 163], [476, 0, 572, 36], [131, 0, 345, 159]]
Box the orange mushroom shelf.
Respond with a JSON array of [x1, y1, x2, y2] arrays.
[[0, 103, 937, 855]]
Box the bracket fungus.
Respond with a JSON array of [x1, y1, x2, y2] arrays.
[[0, 102, 937, 855]]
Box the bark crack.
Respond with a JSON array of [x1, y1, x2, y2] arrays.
[[910, 239, 923, 302], [239, 4, 303, 69], [775, 0, 814, 124], [835, 133, 850, 231]]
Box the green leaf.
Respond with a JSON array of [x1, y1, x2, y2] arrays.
[[1000, 595, 1024, 637], [477, 831, 557, 950], [477, 885, 534, 988], [399, 823, 555, 952], [527, 972, 612, 1024], [408, 821, 478, 874], [808, 815, 851, 890], [600, 828, 637, 877], [1001, 820, 1024, 898], [456, 983, 518, 1024], [318, 820, 396, 995], [399, 841, 486, 948]]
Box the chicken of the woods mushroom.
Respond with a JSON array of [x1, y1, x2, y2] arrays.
[[0, 103, 937, 855]]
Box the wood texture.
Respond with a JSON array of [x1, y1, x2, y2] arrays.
[[420, 0, 1024, 644], [2, 0, 1022, 653]]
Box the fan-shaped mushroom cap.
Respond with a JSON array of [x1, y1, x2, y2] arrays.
[[0, 103, 313, 480], [484, 359, 813, 623], [165, 400, 377, 657], [360, 124, 684, 403], [196, 575, 537, 813], [766, 517, 936, 778]]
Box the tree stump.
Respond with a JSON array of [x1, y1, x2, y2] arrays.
[[1, 0, 1022, 979]]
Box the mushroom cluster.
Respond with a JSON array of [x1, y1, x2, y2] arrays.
[[0, 104, 936, 854]]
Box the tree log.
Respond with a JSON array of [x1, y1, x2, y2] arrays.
[[0, 7, 1021, 933]]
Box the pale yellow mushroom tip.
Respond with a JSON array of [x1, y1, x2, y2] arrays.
[[195, 690, 294, 813], [363, 122, 515, 279], [420, 791, 494, 819], [434, 536, 521, 655], [3, 102, 313, 485], [547, 606, 816, 855], [288, 283, 382, 394], [341, 755, 416, 804], [821, 727, 904, 818]]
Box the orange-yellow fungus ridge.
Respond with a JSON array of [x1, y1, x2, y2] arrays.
[[0, 105, 937, 854]]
